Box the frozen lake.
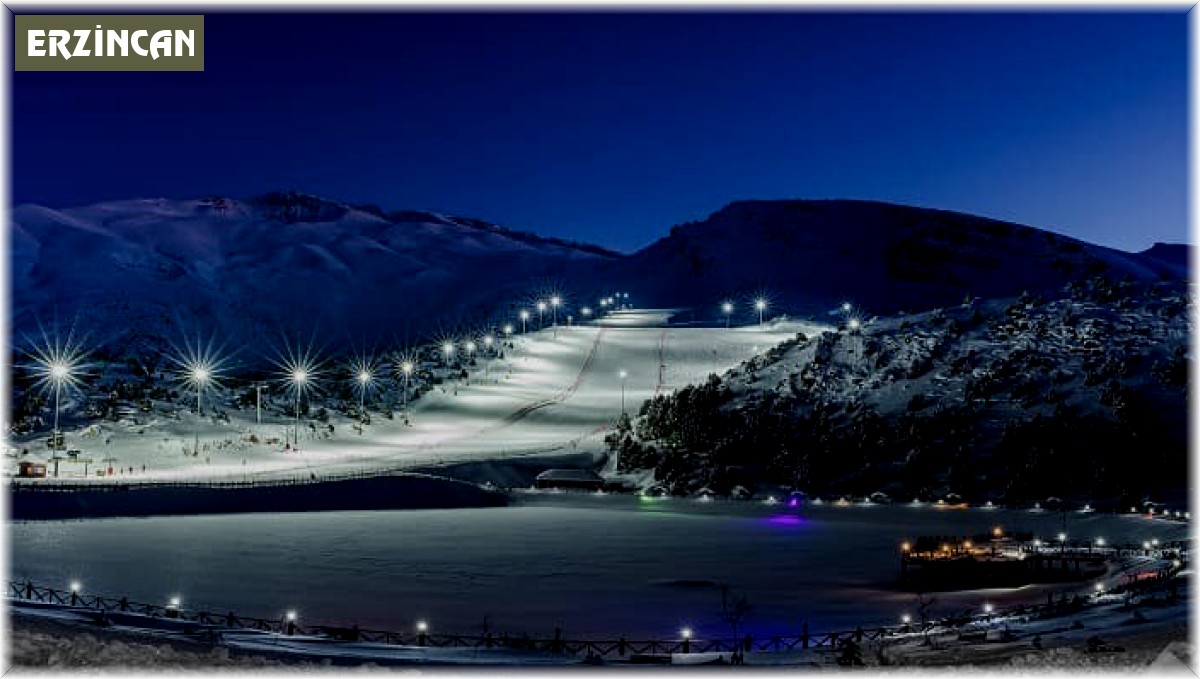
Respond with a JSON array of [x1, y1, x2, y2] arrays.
[[9, 495, 1187, 639]]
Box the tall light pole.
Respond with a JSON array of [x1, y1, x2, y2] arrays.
[[722, 301, 733, 328], [355, 367, 373, 418], [291, 368, 307, 447], [519, 310, 529, 335], [483, 335, 494, 377], [49, 363, 69, 449], [442, 341, 455, 366], [254, 384, 266, 425], [399, 361, 414, 409], [190, 366, 210, 456], [550, 295, 561, 337], [619, 369, 628, 416], [755, 298, 767, 328], [537, 301, 547, 330]]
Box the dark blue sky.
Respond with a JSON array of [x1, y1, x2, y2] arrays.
[[13, 11, 1188, 253]]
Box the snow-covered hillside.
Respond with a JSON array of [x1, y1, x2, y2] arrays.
[[11, 193, 616, 352], [7, 311, 814, 483], [608, 279, 1190, 506]]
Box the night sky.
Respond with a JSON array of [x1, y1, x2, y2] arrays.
[[12, 11, 1188, 253]]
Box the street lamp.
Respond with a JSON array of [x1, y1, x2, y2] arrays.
[[291, 368, 307, 447], [483, 335, 494, 377], [722, 301, 733, 328], [399, 361, 414, 409], [581, 307, 592, 319], [619, 369, 628, 415], [519, 310, 530, 334], [537, 301, 547, 329], [188, 365, 211, 456], [755, 298, 767, 327], [550, 295, 561, 328], [503, 324, 513, 337], [354, 364, 374, 418], [442, 341, 455, 365]]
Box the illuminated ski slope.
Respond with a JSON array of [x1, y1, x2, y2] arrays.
[[16, 310, 822, 483]]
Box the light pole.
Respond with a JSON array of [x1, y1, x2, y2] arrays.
[[722, 301, 733, 328], [537, 301, 547, 330], [755, 298, 767, 328], [483, 335, 494, 377], [442, 341, 455, 366], [355, 367, 373, 418], [399, 361, 414, 409], [291, 368, 307, 447], [619, 369, 628, 416], [550, 295, 561, 337], [190, 366, 210, 456], [519, 310, 529, 334], [255, 383, 266, 425], [49, 362, 69, 450]]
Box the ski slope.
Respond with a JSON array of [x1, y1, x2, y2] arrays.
[[10, 310, 820, 483]]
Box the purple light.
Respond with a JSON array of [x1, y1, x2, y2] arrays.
[[788, 498, 798, 508]]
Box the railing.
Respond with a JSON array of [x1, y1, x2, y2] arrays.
[[6, 569, 1186, 660]]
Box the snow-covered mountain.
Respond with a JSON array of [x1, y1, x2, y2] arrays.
[[11, 194, 1188, 357], [11, 193, 616, 353], [606, 200, 1187, 316]]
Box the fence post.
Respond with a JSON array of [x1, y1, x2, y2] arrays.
[[802, 621, 809, 649]]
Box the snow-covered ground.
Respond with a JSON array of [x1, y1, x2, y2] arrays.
[[9, 310, 816, 483]]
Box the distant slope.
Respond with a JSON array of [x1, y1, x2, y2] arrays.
[[1140, 242, 1190, 270], [606, 200, 1185, 317], [11, 193, 617, 352]]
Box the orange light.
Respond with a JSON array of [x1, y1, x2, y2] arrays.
[[992, 527, 1002, 538], [901, 542, 911, 552]]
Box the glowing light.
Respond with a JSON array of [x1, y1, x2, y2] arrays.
[[1033, 539, 1042, 547], [503, 324, 514, 335], [983, 603, 994, 614], [963, 540, 973, 549], [69, 581, 81, 593], [619, 369, 628, 379], [1142, 541, 1151, 549], [1094, 583, 1104, 592], [901, 614, 912, 624], [1096, 537, 1106, 547], [764, 496, 777, 505], [442, 342, 455, 358], [293, 369, 307, 384], [1152, 538, 1159, 547], [286, 610, 297, 622], [847, 318, 861, 331], [941, 544, 950, 552], [788, 497, 798, 508], [50, 363, 69, 381], [1058, 533, 1067, 542], [993, 527, 1003, 538], [681, 627, 692, 639], [842, 302, 852, 313], [417, 620, 428, 632], [465, 341, 476, 353], [550, 295, 561, 307], [1173, 559, 1182, 567], [519, 310, 530, 321], [581, 307, 592, 317], [537, 301, 547, 312], [400, 361, 414, 376], [170, 596, 182, 607], [901, 542, 911, 552], [755, 298, 767, 311], [483, 335, 494, 348], [722, 301, 733, 314]]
